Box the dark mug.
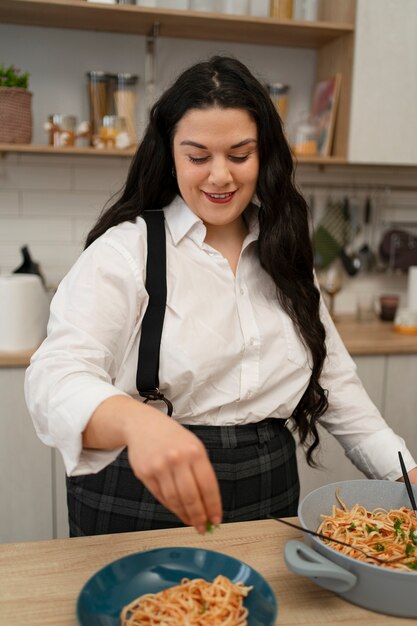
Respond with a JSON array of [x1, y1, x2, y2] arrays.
[[379, 294, 399, 321]]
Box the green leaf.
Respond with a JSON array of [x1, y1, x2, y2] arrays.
[[394, 518, 406, 540], [365, 524, 379, 534], [205, 520, 219, 534], [0, 64, 29, 88], [373, 542, 385, 552], [406, 560, 417, 571], [405, 543, 415, 557], [348, 523, 356, 531]]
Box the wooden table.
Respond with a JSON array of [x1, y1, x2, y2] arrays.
[[0, 519, 414, 626]]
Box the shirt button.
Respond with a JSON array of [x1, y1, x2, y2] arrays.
[[240, 288, 245, 295], [250, 338, 255, 346], [246, 391, 253, 399]]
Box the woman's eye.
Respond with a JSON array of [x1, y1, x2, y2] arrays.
[[188, 155, 209, 164], [230, 155, 249, 162]]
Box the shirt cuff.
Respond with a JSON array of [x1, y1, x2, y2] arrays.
[[346, 427, 417, 481], [49, 381, 130, 476]]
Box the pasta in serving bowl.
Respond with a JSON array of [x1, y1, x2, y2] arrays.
[[284, 480, 417, 618], [76, 546, 277, 626]]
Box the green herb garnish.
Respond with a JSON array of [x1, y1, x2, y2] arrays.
[[394, 518, 406, 540], [406, 561, 417, 571], [348, 523, 356, 531], [199, 601, 208, 614], [405, 543, 415, 558], [373, 542, 385, 552], [365, 524, 379, 534], [205, 520, 219, 534]]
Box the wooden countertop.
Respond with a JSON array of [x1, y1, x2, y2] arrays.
[[0, 347, 36, 368], [1, 315, 417, 368], [335, 314, 417, 355], [0, 519, 414, 626]]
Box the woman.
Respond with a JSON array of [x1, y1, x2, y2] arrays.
[[25, 56, 417, 537]]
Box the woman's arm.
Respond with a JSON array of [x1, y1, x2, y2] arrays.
[[83, 395, 223, 533], [398, 466, 417, 485]]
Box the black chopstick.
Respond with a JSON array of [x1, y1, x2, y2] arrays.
[[398, 450, 417, 513], [266, 514, 404, 563]]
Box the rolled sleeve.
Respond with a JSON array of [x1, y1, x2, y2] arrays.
[[24, 227, 148, 476], [318, 297, 417, 480]]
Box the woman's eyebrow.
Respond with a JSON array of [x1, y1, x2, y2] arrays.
[[179, 138, 257, 149]]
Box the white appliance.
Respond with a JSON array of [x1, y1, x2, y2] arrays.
[[0, 274, 50, 352]]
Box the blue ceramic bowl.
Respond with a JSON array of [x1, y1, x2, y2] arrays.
[[77, 546, 277, 625]]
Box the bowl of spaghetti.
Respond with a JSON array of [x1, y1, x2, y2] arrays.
[[76, 546, 277, 625], [284, 480, 417, 618]]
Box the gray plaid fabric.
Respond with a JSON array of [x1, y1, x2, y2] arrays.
[[66, 419, 299, 536]]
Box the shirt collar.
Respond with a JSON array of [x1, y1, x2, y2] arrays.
[[163, 194, 260, 247], [164, 196, 204, 246]]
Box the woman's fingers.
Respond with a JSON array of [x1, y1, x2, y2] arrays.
[[192, 455, 223, 527], [172, 464, 212, 533], [126, 410, 223, 531], [155, 472, 192, 526]]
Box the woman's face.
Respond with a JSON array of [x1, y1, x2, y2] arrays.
[[172, 106, 259, 231]]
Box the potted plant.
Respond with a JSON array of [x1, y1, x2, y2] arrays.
[[0, 64, 32, 144]]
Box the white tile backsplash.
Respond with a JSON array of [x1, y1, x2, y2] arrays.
[[0, 216, 73, 244], [0, 191, 20, 216], [0, 162, 72, 191], [21, 190, 110, 217]]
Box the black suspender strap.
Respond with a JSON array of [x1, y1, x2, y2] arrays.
[[136, 210, 173, 416]]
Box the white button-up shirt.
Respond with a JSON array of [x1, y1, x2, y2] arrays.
[[25, 196, 416, 480]]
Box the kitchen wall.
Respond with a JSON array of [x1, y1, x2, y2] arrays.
[[1, 23, 417, 312]]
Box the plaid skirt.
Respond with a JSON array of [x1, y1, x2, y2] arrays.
[[66, 418, 299, 537]]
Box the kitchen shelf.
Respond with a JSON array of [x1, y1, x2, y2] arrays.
[[0, 143, 136, 157], [0, 0, 354, 47], [0, 143, 350, 165]]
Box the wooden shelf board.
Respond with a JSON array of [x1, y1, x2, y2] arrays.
[[0, 143, 136, 157], [0, 143, 351, 165], [0, 0, 354, 47]]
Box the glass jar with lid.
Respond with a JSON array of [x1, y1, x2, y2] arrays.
[[113, 73, 139, 146], [291, 113, 319, 156], [86, 71, 116, 146], [267, 83, 290, 123], [45, 114, 77, 147]]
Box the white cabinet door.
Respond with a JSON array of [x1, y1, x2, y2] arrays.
[[53, 449, 69, 539], [348, 0, 417, 164], [0, 368, 53, 542], [384, 354, 417, 461], [297, 355, 385, 499]]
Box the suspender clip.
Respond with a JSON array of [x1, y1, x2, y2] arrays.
[[140, 388, 173, 417]]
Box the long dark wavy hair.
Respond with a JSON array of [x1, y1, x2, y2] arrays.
[[86, 55, 328, 465]]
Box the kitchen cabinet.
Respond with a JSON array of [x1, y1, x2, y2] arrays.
[[0, 368, 53, 543], [348, 0, 417, 164], [0, 0, 356, 162], [298, 353, 417, 498]]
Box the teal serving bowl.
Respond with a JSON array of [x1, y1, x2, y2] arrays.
[[77, 546, 277, 625]]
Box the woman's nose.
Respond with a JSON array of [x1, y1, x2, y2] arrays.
[[208, 158, 233, 187]]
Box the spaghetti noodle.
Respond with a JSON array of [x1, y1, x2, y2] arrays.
[[317, 490, 417, 571], [120, 574, 253, 625]]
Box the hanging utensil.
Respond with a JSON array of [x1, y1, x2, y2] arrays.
[[398, 451, 417, 539], [339, 196, 361, 276], [358, 196, 376, 273]]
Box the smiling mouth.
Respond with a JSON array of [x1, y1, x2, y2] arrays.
[[203, 191, 236, 203]]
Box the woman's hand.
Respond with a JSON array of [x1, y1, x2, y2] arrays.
[[84, 395, 223, 533], [125, 405, 222, 533]]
